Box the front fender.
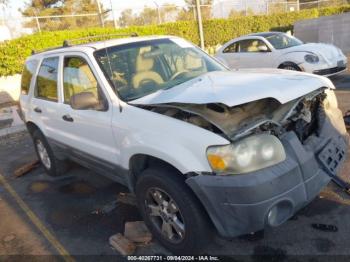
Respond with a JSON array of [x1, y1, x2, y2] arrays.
[[277, 51, 310, 67], [114, 105, 230, 174]]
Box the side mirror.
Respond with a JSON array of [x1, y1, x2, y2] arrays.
[[258, 45, 269, 52], [70, 92, 100, 110]]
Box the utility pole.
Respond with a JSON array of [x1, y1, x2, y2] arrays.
[[296, 0, 300, 11], [153, 1, 162, 24], [195, 0, 205, 50], [109, 0, 117, 28], [96, 0, 105, 28]]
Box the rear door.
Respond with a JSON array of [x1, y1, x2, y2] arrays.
[[29, 56, 63, 140], [57, 53, 119, 168]]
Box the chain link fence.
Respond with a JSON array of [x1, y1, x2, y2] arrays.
[[0, 0, 348, 39]]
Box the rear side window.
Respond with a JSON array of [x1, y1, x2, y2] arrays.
[[223, 42, 238, 53], [35, 57, 59, 101], [21, 60, 38, 95]]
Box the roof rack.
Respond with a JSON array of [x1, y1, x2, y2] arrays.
[[31, 32, 138, 55], [63, 32, 138, 47]]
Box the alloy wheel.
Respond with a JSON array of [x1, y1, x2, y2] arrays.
[[36, 140, 51, 169], [146, 187, 185, 244]]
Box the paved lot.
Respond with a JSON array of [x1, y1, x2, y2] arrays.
[[0, 71, 350, 259]]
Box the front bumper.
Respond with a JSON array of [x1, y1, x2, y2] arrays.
[[313, 65, 347, 77], [186, 107, 349, 238], [302, 56, 347, 77]]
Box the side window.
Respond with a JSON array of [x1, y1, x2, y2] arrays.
[[238, 39, 269, 53], [223, 42, 238, 53], [63, 56, 106, 110], [35, 57, 59, 101], [21, 60, 38, 95]]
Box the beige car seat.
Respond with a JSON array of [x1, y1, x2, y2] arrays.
[[132, 47, 164, 89], [247, 40, 259, 52]]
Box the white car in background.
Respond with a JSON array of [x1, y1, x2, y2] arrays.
[[215, 32, 347, 77]]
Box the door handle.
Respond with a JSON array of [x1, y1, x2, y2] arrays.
[[62, 114, 74, 122], [34, 107, 42, 113]]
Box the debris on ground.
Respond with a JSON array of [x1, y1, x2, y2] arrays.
[[117, 192, 137, 206], [109, 233, 136, 255], [92, 193, 137, 215], [311, 223, 338, 232], [3, 234, 16, 243], [91, 200, 119, 215], [13, 160, 39, 178], [124, 221, 152, 243]]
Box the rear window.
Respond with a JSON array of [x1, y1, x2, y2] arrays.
[[35, 57, 59, 101], [21, 60, 38, 95]]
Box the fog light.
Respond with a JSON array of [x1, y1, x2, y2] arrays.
[[267, 201, 293, 227], [267, 206, 278, 226]]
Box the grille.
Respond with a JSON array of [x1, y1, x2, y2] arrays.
[[313, 66, 346, 76]]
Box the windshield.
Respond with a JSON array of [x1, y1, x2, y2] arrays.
[[265, 33, 303, 49], [94, 38, 226, 101]]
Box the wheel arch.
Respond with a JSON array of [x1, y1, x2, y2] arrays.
[[278, 61, 301, 71], [26, 121, 41, 136], [128, 154, 187, 191]]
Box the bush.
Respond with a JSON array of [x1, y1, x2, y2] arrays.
[[1, 5, 349, 77]]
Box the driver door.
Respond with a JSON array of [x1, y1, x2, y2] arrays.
[[58, 53, 119, 166], [237, 39, 274, 68]]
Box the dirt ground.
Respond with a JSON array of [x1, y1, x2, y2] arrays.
[[0, 71, 350, 259]]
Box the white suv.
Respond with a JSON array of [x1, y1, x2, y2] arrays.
[[20, 35, 348, 254]]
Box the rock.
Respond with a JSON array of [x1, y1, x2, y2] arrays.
[[117, 192, 137, 206], [3, 234, 16, 243], [109, 233, 136, 255], [124, 221, 152, 243]]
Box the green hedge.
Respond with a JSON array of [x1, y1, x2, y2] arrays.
[[1, 5, 350, 77]]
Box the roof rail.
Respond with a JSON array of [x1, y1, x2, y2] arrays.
[[63, 32, 138, 47], [31, 45, 66, 55], [31, 32, 138, 55]]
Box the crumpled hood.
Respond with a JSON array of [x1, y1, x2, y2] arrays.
[[130, 70, 334, 107], [282, 43, 344, 62]]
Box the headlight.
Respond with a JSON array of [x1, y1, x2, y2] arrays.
[[206, 134, 286, 175], [304, 54, 319, 64], [324, 89, 338, 109]]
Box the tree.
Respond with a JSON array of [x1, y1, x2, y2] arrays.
[[118, 9, 136, 27], [21, 0, 107, 31], [177, 0, 213, 21]]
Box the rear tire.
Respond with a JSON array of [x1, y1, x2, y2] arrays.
[[135, 167, 212, 254], [32, 130, 69, 177]]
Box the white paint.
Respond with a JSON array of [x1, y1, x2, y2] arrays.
[[215, 33, 348, 77], [130, 69, 334, 107]]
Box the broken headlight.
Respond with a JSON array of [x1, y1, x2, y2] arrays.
[[206, 134, 286, 174], [324, 89, 338, 109]]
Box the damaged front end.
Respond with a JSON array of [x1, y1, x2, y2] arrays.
[[139, 88, 338, 144], [136, 88, 349, 238]]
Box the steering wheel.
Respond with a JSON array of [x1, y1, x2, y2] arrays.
[[170, 70, 188, 81]]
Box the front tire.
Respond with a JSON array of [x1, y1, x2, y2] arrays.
[[32, 130, 69, 177], [279, 63, 301, 71], [135, 167, 212, 254]]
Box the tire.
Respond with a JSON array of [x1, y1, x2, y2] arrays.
[[32, 129, 69, 177], [135, 167, 212, 254], [279, 63, 301, 71]]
